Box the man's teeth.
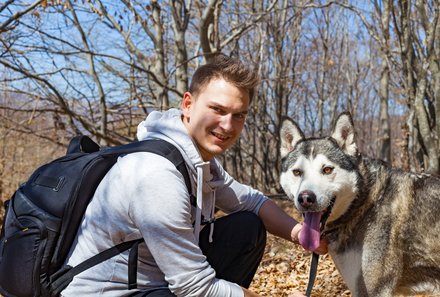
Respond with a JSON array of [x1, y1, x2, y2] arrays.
[[212, 132, 228, 140]]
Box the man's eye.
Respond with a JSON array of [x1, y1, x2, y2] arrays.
[[234, 113, 247, 120], [292, 169, 302, 176], [322, 166, 334, 175], [212, 107, 224, 114]]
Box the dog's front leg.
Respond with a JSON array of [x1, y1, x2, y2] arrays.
[[331, 243, 399, 297], [357, 247, 400, 297], [351, 276, 395, 297]]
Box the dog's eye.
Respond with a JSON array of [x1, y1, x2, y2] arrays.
[[322, 166, 334, 175], [292, 169, 302, 176]]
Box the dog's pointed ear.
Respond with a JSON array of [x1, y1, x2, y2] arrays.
[[279, 117, 304, 158], [331, 112, 358, 156]]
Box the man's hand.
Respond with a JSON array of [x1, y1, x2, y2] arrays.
[[291, 223, 328, 255], [313, 237, 328, 255]]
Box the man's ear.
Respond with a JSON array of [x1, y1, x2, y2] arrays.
[[181, 92, 193, 118]]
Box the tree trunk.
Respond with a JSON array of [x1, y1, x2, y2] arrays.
[[170, 0, 189, 98]]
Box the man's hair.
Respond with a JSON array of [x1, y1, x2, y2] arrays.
[[189, 54, 260, 102]]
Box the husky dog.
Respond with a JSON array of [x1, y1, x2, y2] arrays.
[[279, 112, 440, 297]]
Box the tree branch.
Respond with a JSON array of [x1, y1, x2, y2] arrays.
[[0, 0, 44, 33]]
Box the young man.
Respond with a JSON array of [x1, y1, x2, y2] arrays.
[[61, 55, 326, 297]]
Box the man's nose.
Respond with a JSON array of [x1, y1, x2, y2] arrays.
[[219, 114, 233, 131]]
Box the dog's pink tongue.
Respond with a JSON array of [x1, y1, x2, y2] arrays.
[[299, 212, 322, 251]]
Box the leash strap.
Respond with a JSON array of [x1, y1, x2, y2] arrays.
[[305, 252, 319, 297]]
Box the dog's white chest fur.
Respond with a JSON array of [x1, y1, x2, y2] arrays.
[[331, 248, 362, 293]]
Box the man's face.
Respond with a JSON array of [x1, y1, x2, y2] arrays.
[[182, 78, 250, 161]]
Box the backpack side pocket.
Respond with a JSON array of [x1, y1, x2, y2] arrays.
[[0, 196, 48, 297]]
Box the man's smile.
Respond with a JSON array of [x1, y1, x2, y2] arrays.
[[211, 131, 230, 141]]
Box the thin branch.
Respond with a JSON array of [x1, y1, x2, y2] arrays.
[[0, 0, 44, 33]]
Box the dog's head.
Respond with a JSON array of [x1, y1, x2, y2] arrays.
[[279, 112, 360, 251]]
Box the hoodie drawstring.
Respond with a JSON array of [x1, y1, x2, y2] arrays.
[[209, 190, 216, 243], [194, 164, 205, 244], [194, 162, 210, 244]]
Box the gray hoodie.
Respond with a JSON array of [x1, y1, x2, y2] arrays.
[[61, 109, 268, 297]]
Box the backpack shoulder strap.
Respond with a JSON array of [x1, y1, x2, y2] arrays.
[[49, 239, 143, 295]]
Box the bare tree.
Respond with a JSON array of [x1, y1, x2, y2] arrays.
[[374, 0, 392, 163], [394, 0, 439, 173], [68, 0, 109, 144], [170, 0, 191, 97], [92, 0, 170, 110]]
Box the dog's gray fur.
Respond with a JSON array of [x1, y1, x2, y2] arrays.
[[279, 112, 440, 297]]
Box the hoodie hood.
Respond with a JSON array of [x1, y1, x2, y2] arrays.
[[137, 108, 204, 176]]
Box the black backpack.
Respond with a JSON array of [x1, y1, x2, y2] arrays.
[[0, 136, 191, 297]]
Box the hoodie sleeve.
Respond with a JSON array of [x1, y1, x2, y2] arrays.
[[122, 153, 244, 297], [209, 159, 269, 215]]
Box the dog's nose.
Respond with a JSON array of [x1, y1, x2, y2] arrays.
[[298, 190, 317, 208]]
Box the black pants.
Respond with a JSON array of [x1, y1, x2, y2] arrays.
[[131, 211, 267, 296]]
